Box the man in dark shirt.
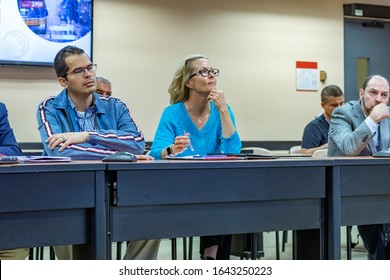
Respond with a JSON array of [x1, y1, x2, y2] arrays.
[[300, 85, 344, 154]]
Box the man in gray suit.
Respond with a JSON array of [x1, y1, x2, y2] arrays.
[[328, 74, 390, 259]]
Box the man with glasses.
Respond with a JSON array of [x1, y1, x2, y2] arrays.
[[37, 45, 146, 160], [36, 45, 151, 259], [328, 75, 390, 260]]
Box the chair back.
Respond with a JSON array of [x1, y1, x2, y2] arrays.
[[311, 149, 328, 158], [241, 147, 273, 156], [289, 145, 301, 154]]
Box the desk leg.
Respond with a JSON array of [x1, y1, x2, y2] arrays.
[[294, 229, 321, 259], [171, 238, 177, 260], [93, 170, 108, 260], [326, 165, 341, 260], [251, 233, 258, 260]]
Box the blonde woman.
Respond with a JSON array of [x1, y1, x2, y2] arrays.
[[150, 55, 242, 259]]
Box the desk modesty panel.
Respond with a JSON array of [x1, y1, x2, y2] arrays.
[[0, 161, 107, 259], [327, 157, 390, 259], [107, 158, 332, 259]]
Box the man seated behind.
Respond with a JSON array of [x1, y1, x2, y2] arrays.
[[300, 85, 344, 155], [96, 76, 112, 96]]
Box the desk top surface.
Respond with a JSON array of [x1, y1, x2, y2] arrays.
[[0, 160, 106, 173], [332, 156, 390, 165], [106, 157, 334, 170], [1, 156, 389, 173]]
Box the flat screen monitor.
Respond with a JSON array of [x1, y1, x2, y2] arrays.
[[0, 0, 93, 67]]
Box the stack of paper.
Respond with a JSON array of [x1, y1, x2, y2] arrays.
[[18, 156, 71, 162]]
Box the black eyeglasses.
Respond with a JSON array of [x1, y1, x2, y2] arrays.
[[189, 68, 219, 79], [65, 64, 97, 77]]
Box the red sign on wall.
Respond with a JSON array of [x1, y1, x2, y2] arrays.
[[296, 61, 318, 91]]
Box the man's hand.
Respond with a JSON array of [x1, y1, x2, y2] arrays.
[[47, 132, 89, 151], [136, 154, 154, 160], [369, 103, 390, 123]]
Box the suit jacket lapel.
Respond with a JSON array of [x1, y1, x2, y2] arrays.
[[352, 101, 365, 124], [380, 118, 389, 150], [352, 101, 376, 154]]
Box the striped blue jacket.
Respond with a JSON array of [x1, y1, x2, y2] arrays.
[[37, 90, 145, 159]]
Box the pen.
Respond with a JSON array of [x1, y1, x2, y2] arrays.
[[183, 130, 194, 152]]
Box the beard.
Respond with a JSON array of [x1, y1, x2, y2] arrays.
[[361, 96, 378, 116]]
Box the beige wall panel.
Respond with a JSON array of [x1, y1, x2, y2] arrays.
[[0, 0, 387, 143]]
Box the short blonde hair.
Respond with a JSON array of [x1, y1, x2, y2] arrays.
[[168, 54, 208, 104]]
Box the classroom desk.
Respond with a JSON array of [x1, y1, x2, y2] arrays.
[[0, 161, 107, 259], [107, 158, 331, 260], [327, 157, 390, 260]]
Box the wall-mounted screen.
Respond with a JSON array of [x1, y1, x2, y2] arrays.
[[0, 0, 93, 67]]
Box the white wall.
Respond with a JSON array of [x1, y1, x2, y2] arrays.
[[0, 0, 388, 143]]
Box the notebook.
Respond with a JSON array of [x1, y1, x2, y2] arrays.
[[18, 156, 71, 163], [373, 150, 390, 157], [166, 154, 278, 160]]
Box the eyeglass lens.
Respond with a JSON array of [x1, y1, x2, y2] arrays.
[[199, 69, 219, 77], [72, 64, 97, 75]]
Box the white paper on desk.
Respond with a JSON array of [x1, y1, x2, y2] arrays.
[[165, 155, 246, 160], [373, 150, 390, 157], [17, 156, 72, 162], [165, 155, 198, 160]]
